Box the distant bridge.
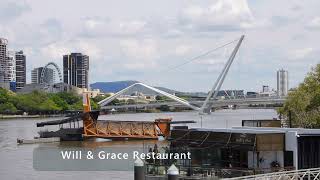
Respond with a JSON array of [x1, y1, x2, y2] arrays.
[[100, 96, 286, 110]]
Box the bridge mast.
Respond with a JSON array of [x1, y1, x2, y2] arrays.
[[200, 35, 245, 114]]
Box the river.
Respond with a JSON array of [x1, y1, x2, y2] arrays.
[[0, 109, 277, 180]]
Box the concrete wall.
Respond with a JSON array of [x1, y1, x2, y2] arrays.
[[285, 131, 298, 169]]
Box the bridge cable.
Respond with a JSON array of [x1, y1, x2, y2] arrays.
[[163, 37, 240, 72]]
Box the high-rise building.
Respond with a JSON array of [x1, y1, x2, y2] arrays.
[[63, 53, 89, 89], [31, 67, 55, 84], [1, 51, 16, 91], [0, 38, 8, 83], [3, 51, 16, 83], [15, 50, 26, 89], [277, 69, 288, 96]]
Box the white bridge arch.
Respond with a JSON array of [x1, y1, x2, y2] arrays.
[[98, 82, 201, 111]]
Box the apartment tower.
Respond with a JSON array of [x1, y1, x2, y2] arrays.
[[63, 53, 89, 89], [277, 69, 289, 96], [15, 51, 26, 89]]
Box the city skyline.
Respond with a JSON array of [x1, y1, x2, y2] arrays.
[[0, 0, 319, 92]]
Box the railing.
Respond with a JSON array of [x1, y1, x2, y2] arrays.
[[226, 167, 320, 180], [145, 163, 296, 179]]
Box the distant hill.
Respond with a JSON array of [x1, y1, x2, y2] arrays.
[[90, 80, 180, 95]]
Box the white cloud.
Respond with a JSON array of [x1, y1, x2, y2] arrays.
[[120, 39, 157, 60], [290, 47, 314, 60], [40, 40, 102, 60], [119, 21, 147, 34], [0, 0, 31, 23], [180, 0, 255, 31], [197, 57, 226, 66], [40, 43, 69, 60], [120, 39, 157, 69], [175, 45, 191, 56], [306, 17, 320, 29], [82, 17, 147, 37]]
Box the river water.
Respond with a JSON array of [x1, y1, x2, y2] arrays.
[[0, 109, 277, 180]]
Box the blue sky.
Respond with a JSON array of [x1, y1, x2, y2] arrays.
[[0, 0, 319, 92]]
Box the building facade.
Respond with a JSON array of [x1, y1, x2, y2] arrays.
[[15, 50, 26, 89], [63, 53, 89, 89], [31, 67, 55, 84], [5, 51, 16, 81], [277, 69, 288, 96], [262, 85, 269, 93], [0, 38, 8, 83], [2, 51, 16, 91]]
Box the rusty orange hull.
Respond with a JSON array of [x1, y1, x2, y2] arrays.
[[84, 120, 159, 139], [83, 112, 172, 140]]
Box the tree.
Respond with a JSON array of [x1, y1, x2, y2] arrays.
[[56, 92, 81, 105], [69, 100, 83, 110], [14, 94, 39, 112], [0, 102, 18, 114], [278, 64, 320, 128], [0, 88, 9, 103], [155, 95, 163, 101], [0, 88, 102, 114], [39, 99, 61, 111], [110, 98, 121, 105], [93, 95, 109, 103], [49, 94, 69, 110]]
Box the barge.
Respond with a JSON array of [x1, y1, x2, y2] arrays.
[[36, 93, 194, 141]]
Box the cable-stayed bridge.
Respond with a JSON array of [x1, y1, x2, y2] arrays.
[[97, 35, 287, 113], [98, 82, 286, 111]]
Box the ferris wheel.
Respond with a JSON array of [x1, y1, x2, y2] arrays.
[[40, 62, 63, 84]]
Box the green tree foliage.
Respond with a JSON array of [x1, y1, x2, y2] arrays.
[[92, 94, 109, 103], [155, 95, 172, 101], [49, 94, 69, 110], [278, 64, 320, 128], [69, 100, 83, 110], [155, 95, 163, 101], [39, 99, 61, 111], [90, 99, 100, 110], [110, 98, 121, 105], [0, 102, 18, 114], [0, 88, 101, 114], [0, 88, 9, 103], [56, 92, 81, 105]]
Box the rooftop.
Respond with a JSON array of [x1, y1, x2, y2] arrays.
[[190, 127, 320, 135]]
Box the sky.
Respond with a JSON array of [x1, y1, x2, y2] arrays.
[[0, 0, 319, 92]]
